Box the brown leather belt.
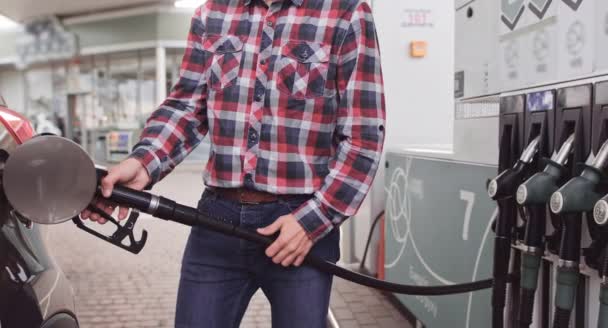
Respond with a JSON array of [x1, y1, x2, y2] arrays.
[[209, 187, 300, 205]]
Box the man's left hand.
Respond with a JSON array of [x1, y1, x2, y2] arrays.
[[257, 214, 313, 267]]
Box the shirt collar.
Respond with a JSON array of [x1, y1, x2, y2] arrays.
[[243, 0, 303, 7]]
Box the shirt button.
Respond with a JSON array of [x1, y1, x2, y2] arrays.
[[244, 174, 254, 186], [267, 21, 273, 27], [248, 128, 259, 146], [254, 87, 265, 102]]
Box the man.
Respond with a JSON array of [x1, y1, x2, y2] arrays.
[[81, 0, 385, 326]]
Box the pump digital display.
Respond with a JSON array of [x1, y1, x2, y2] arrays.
[[527, 90, 554, 112]]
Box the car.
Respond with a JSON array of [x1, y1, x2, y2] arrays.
[[0, 99, 79, 328]]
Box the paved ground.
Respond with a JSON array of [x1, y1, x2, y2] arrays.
[[45, 165, 412, 328], [330, 278, 413, 328]]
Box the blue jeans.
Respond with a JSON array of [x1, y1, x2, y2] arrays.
[[175, 189, 340, 328]]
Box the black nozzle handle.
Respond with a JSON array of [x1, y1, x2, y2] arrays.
[[516, 134, 572, 206], [108, 185, 154, 213], [106, 186, 280, 244], [517, 160, 564, 206], [107, 186, 240, 238], [489, 161, 528, 200], [550, 167, 603, 214]]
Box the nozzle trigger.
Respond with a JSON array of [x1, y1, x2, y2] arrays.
[[72, 205, 148, 254]]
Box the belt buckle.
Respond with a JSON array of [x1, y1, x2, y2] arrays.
[[239, 189, 260, 205]]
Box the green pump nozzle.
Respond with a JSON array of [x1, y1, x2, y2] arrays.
[[488, 136, 540, 200], [515, 134, 573, 328], [550, 139, 608, 214], [516, 134, 574, 206]]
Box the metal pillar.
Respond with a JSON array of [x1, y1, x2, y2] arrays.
[[155, 46, 167, 106]]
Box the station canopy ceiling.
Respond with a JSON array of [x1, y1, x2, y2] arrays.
[[0, 0, 176, 22]]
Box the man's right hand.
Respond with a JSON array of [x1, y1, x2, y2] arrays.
[[80, 158, 151, 224]]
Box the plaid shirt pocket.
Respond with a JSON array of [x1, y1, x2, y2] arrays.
[[203, 34, 244, 90], [276, 41, 331, 99]]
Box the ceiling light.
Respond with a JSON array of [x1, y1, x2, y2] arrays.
[[175, 0, 207, 8], [0, 15, 18, 30]]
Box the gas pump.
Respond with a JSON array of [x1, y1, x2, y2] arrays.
[[514, 90, 557, 328], [544, 84, 593, 328], [488, 94, 537, 328], [584, 81, 608, 272], [587, 81, 608, 328]]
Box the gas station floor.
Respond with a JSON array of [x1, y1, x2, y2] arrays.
[[45, 164, 411, 328]]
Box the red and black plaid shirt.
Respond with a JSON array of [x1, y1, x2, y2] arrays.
[[131, 0, 386, 242]]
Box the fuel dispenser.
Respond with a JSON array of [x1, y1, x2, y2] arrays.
[[488, 94, 536, 328], [545, 84, 593, 328], [588, 81, 608, 328], [514, 90, 557, 328], [568, 82, 608, 274]]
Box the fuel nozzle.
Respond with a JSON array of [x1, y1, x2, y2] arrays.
[[488, 136, 540, 200], [550, 139, 608, 215], [516, 134, 574, 206]]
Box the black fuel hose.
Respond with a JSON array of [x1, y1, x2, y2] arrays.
[[108, 185, 508, 296], [359, 211, 384, 271], [492, 199, 517, 328]]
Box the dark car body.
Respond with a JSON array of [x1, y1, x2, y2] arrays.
[[0, 104, 79, 328]]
